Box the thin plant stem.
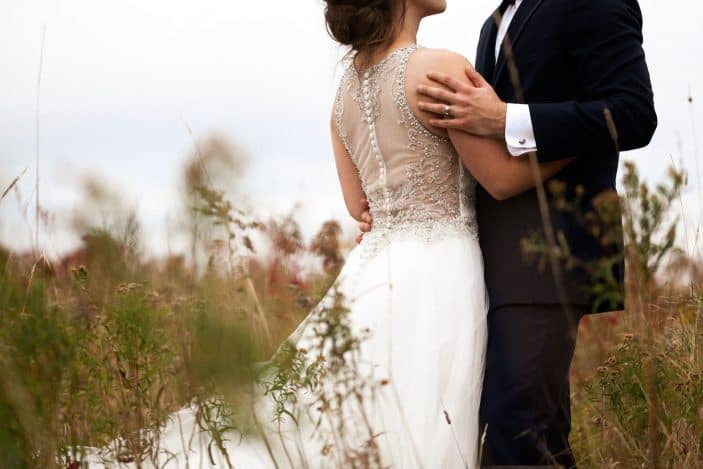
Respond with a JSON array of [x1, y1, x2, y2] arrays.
[[35, 25, 46, 257], [1, 166, 28, 203], [496, 12, 575, 322], [687, 89, 702, 258]]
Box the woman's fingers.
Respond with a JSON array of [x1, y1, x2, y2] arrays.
[[357, 202, 372, 245], [356, 199, 372, 242]]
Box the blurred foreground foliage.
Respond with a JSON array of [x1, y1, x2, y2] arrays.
[[0, 135, 344, 467], [524, 161, 703, 467], [0, 143, 701, 467]]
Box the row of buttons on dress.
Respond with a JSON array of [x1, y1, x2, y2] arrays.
[[362, 70, 385, 181], [361, 70, 393, 228]]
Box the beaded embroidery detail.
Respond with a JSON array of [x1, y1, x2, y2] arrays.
[[334, 68, 355, 159], [333, 45, 479, 259]]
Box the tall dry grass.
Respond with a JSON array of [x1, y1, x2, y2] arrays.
[[0, 135, 343, 468], [496, 14, 702, 466], [522, 161, 702, 467], [1, 131, 701, 467]]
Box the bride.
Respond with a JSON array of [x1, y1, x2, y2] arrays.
[[94, 0, 572, 467]]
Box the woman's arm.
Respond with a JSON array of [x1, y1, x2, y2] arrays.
[[407, 49, 574, 200], [330, 116, 366, 221], [447, 129, 574, 200]]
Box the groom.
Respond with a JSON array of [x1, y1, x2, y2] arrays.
[[360, 0, 656, 466]]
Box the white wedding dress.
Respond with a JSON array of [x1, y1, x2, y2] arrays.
[[88, 45, 488, 469]]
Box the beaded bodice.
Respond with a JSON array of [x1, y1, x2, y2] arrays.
[[334, 45, 478, 252]]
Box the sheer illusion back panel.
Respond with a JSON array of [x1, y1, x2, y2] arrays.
[[334, 45, 477, 244]]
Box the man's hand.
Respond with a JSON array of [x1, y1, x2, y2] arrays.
[[355, 199, 372, 244], [417, 64, 507, 139]]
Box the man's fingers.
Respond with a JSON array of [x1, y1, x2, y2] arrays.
[[465, 64, 488, 88], [418, 101, 455, 116], [428, 118, 463, 129], [361, 211, 371, 223], [426, 71, 471, 93], [417, 85, 457, 104], [355, 233, 364, 245]]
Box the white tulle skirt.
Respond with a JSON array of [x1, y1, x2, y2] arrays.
[[88, 233, 488, 469]]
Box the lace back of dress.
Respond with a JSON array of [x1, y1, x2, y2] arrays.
[[334, 45, 477, 250]]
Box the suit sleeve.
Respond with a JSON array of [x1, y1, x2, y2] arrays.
[[528, 0, 657, 163]]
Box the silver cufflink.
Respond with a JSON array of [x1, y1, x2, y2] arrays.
[[518, 138, 527, 145]]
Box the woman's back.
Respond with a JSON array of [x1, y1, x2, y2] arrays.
[[334, 44, 477, 249]]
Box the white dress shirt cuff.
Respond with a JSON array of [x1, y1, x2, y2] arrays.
[[505, 103, 537, 156]]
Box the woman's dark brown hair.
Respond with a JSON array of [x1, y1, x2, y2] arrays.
[[323, 0, 406, 70]]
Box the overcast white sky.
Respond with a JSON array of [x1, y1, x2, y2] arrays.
[[1, 0, 702, 259]]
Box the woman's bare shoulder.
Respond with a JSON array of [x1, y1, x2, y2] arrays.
[[409, 47, 472, 76], [404, 48, 473, 138], [406, 48, 473, 95]]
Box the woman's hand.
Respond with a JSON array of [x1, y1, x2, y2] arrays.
[[356, 199, 372, 244]]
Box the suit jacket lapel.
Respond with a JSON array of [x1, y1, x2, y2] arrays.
[[475, 15, 498, 78], [492, 0, 546, 87]]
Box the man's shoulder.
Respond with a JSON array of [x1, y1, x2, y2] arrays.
[[561, 0, 642, 31], [564, 0, 641, 16]]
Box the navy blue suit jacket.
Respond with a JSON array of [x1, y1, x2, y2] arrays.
[[474, 0, 656, 312]]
